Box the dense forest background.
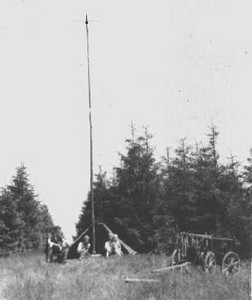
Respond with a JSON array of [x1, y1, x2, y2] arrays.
[[77, 124, 252, 257], [0, 164, 57, 256], [0, 124, 251, 258]]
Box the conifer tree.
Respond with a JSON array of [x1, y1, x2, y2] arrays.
[[238, 149, 252, 256], [111, 127, 161, 251], [8, 165, 41, 249], [0, 164, 55, 253], [191, 125, 222, 233], [0, 187, 25, 252], [76, 127, 162, 252], [76, 168, 110, 236], [163, 139, 197, 231]]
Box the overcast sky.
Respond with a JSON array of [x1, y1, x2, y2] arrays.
[[0, 0, 251, 241]]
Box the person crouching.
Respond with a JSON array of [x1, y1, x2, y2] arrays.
[[77, 235, 91, 259], [47, 232, 69, 263], [104, 233, 123, 257]]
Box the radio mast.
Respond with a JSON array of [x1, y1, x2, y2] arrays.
[[85, 14, 96, 254]]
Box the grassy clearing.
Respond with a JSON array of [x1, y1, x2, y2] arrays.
[[0, 252, 250, 300]]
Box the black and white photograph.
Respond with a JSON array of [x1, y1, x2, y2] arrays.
[[0, 0, 251, 299]]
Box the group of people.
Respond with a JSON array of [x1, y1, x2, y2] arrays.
[[46, 231, 123, 262], [77, 232, 123, 258]]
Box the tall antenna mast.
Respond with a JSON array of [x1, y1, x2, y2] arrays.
[[85, 14, 96, 254]]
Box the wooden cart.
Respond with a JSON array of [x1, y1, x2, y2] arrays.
[[171, 232, 240, 274]]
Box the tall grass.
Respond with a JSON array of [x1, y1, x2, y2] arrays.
[[0, 252, 250, 300]]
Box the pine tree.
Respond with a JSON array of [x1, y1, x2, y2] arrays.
[[243, 149, 252, 189], [76, 127, 162, 252], [238, 149, 252, 256], [163, 139, 197, 232], [7, 165, 41, 249], [191, 124, 223, 234], [0, 187, 25, 252], [111, 128, 161, 251], [36, 204, 55, 248], [0, 164, 55, 253], [76, 168, 110, 236]]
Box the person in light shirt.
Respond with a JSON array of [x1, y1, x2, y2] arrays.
[[77, 235, 91, 259], [104, 233, 123, 257]]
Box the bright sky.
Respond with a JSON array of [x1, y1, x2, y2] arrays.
[[0, 0, 251, 242]]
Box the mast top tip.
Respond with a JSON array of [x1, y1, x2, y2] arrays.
[[85, 14, 88, 24]]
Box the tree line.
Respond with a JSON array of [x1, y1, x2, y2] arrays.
[[0, 164, 57, 256], [76, 124, 252, 257]]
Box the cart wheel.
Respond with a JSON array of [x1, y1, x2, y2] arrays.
[[171, 249, 181, 266], [221, 251, 240, 275], [204, 251, 216, 272]]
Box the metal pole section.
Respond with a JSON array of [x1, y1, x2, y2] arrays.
[[85, 14, 96, 254]]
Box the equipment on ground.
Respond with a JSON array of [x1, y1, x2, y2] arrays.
[[171, 232, 240, 275]]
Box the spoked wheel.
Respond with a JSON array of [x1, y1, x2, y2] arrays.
[[204, 251, 216, 272], [221, 251, 240, 275], [171, 249, 181, 266]]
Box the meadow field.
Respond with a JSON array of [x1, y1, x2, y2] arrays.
[[0, 252, 250, 300]]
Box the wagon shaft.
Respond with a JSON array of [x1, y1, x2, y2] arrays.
[[152, 262, 191, 273]]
